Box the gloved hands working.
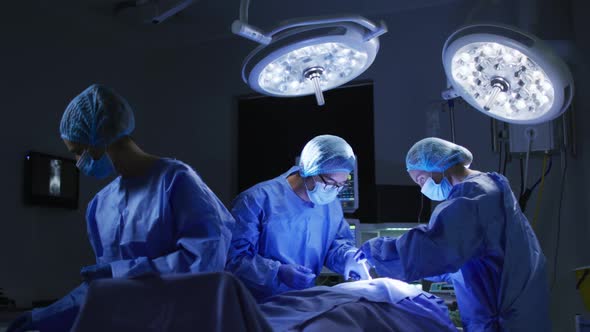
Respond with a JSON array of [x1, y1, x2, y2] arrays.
[[80, 263, 112, 282], [278, 264, 316, 289], [6, 311, 34, 332], [360, 236, 400, 262], [344, 250, 371, 281], [355, 237, 404, 278]]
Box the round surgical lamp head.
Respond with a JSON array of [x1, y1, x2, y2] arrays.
[[235, 16, 387, 106], [442, 24, 574, 124]]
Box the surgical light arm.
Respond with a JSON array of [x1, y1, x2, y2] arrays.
[[232, 0, 387, 45]]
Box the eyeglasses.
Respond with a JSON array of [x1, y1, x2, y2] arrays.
[[316, 174, 347, 192]]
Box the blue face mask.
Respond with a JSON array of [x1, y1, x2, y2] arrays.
[[421, 175, 453, 201], [305, 179, 340, 205], [76, 150, 115, 179]]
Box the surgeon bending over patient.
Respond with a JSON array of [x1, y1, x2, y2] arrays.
[[8, 84, 234, 332], [226, 135, 369, 301], [358, 137, 550, 331]]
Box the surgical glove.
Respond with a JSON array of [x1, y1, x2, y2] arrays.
[[344, 250, 371, 281], [360, 236, 400, 262], [278, 264, 316, 290], [6, 311, 33, 332], [80, 263, 112, 281]]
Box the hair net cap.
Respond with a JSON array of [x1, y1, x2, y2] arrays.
[[406, 137, 473, 173], [299, 135, 355, 177], [60, 84, 135, 147]]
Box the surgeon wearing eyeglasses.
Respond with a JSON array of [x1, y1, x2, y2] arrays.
[[226, 135, 369, 301]]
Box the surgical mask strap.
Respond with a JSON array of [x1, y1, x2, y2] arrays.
[[302, 175, 316, 192], [430, 171, 445, 184], [431, 171, 448, 184]]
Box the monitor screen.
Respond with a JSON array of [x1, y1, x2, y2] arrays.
[[24, 151, 79, 209], [339, 170, 358, 213]]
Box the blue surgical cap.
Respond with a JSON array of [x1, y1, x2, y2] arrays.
[[60, 84, 135, 147], [299, 135, 355, 177], [406, 137, 473, 173]]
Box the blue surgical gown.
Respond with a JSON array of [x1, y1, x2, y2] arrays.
[[32, 158, 234, 331], [87, 158, 233, 277], [363, 172, 550, 331], [226, 166, 355, 301]]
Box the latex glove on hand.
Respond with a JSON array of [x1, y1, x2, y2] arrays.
[[6, 311, 34, 332], [358, 237, 405, 278], [278, 264, 316, 290], [80, 263, 112, 282], [344, 250, 371, 281], [360, 236, 400, 262]]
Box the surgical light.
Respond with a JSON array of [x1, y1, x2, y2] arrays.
[[232, 0, 387, 106], [442, 24, 574, 124]]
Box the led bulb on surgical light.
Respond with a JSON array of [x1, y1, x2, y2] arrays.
[[234, 0, 387, 106], [451, 42, 555, 117], [256, 42, 369, 103], [442, 24, 574, 124]]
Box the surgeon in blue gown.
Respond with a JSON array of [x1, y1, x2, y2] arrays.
[[7, 84, 234, 332], [358, 137, 550, 331], [226, 135, 370, 301]]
